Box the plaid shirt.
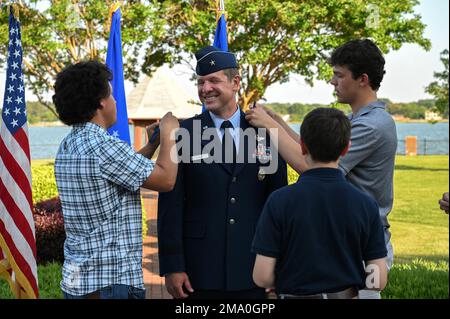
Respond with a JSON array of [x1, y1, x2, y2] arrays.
[[55, 122, 154, 295]]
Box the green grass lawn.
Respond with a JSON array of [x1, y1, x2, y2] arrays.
[[1, 156, 448, 298], [383, 155, 449, 298], [0, 262, 63, 299]]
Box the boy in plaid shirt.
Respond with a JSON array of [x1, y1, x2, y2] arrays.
[[53, 61, 178, 299]]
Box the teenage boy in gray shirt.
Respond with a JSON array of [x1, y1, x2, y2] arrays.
[[246, 39, 397, 299]]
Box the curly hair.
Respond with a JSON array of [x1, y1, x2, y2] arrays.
[[52, 60, 112, 125], [330, 39, 385, 91]]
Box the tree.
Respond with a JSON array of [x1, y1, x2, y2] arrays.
[[146, 0, 431, 110], [426, 49, 449, 117], [0, 1, 433, 113], [25, 101, 58, 124], [0, 0, 164, 116]]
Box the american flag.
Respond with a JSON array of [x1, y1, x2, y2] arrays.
[[0, 8, 39, 299]]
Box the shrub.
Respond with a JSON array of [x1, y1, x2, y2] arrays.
[[33, 196, 148, 264], [33, 197, 65, 265], [31, 160, 148, 240], [35, 196, 62, 212]]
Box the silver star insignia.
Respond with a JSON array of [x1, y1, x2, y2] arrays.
[[210, 60, 215, 66]]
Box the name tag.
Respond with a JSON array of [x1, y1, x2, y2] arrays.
[[191, 153, 210, 161]]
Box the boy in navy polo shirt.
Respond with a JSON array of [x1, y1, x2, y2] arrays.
[[251, 108, 388, 299]]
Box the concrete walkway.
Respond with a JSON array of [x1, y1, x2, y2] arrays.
[[141, 189, 172, 299]]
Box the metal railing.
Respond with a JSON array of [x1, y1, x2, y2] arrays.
[[397, 138, 449, 155]]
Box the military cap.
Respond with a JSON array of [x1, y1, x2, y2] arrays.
[[195, 45, 238, 76]]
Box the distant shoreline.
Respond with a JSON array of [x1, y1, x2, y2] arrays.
[[29, 121, 66, 127], [393, 119, 449, 124]]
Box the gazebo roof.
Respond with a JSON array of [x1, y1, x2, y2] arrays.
[[127, 66, 202, 121]]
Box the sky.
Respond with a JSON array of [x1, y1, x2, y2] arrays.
[[0, 0, 449, 105]]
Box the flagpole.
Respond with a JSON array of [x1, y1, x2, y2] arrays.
[[213, 0, 228, 52], [107, 1, 122, 33], [109, 1, 122, 21], [10, 3, 20, 20], [216, 0, 226, 21]]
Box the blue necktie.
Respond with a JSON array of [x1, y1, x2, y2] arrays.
[[221, 120, 236, 168]]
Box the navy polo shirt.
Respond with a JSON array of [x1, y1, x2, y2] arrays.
[[252, 168, 387, 295]]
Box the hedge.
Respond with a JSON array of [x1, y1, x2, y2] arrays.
[[31, 161, 58, 204]]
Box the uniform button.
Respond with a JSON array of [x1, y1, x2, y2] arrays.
[[229, 219, 236, 225], [230, 197, 236, 204], [232, 176, 237, 183]]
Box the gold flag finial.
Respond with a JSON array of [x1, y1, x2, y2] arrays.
[[107, 1, 122, 33], [9, 3, 20, 20], [215, 0, 226, 22], [109, 1, 122, 21]]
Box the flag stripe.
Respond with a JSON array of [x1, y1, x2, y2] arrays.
[[0, 177, 36, 256], [0, 145, 34, 231], [0, 156, 35, 239], [0, 211, 38, 285], [0, 210, 37, 284], [0, 125, 31, 178], [0, 199, 37, 280], [0, 218, 38, 296], [0, 137, 33, 210], [13, 126, 31, 162]]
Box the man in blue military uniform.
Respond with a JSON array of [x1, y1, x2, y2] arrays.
[[158, 46, 287, 299]]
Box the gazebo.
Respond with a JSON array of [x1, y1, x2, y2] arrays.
[[127, 66, 202, 149]]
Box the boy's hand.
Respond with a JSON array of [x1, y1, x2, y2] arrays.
[[159, 112, 179, 135], [245, 105, 276, 129]]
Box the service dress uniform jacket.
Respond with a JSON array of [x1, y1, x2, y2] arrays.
[[158, 110, 287, 291]]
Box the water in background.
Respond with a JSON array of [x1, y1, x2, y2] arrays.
[[29, 125, 135, 159], [289, 122, 449, 155], [28, 122, 448, 159]]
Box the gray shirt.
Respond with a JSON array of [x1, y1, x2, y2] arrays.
[[339, 101, 397, 245]]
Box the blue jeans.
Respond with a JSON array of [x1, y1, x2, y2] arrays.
[[63, 284, 146, 299]]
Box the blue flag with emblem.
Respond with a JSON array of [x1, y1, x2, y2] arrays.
[[213, 13, 228, 52], [106, 4, 130, 144]]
